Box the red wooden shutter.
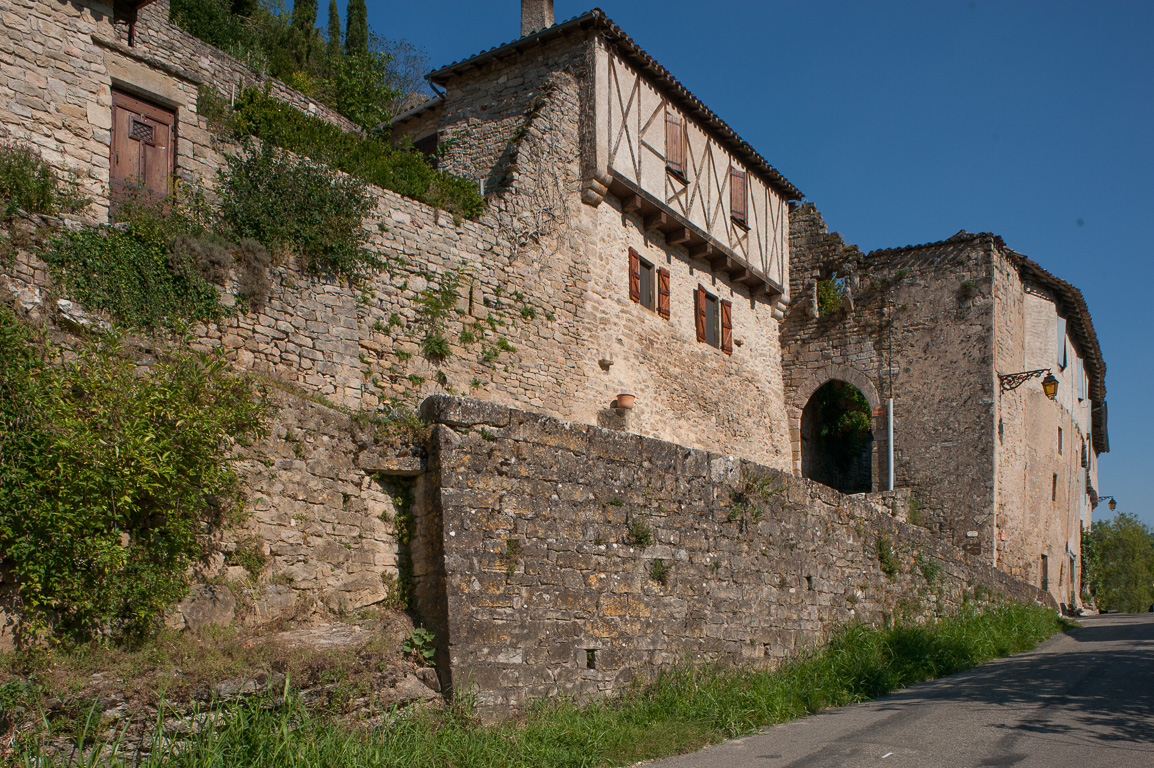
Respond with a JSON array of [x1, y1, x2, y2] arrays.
[[666, 109, 685, 176], [629, 247, 641, 303], [730, 165, 747, 223], [720, 299, 733, 355], [657, 268, 670, 319], [694, 285, 707, 342]]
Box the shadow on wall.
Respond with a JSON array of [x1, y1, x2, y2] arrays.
[[801, 380, 873, 494]]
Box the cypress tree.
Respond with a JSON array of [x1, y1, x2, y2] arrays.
[[231, 0, 259, 15], [345, 0, 368, 55], [327, 0, 341, 61], [292, 0, 318, 32]]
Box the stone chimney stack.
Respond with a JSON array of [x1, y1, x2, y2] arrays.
[[521, 0, 554, 37]]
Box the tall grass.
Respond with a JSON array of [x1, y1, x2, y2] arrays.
[[15, 602, 1065, 768]]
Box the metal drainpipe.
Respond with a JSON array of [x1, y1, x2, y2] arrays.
[[887, 398, 894, 491]]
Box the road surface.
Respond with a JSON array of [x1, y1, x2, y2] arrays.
[[646, 612, 1154, 768]]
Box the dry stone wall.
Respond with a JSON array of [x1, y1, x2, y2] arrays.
[[416, 396, 1053, 709]]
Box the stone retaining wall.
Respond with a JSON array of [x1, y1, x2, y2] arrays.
[[416, 396, 1054, 708]]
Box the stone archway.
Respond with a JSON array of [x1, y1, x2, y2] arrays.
[[789, 365, 883, 490], [799, 381, 873, 493]]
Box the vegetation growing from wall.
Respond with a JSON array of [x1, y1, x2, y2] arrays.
[[1082, 513, 1154, 613], [219, 140, 378, 279], [7, 602, 1064, 766], [0, 142, 89, 220], [169, 0, 428, 129], [204, 88, 484, 219], [0, 310, 269, 643]]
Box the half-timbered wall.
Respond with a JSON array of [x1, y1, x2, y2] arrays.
[[598, 45, 788, 294]]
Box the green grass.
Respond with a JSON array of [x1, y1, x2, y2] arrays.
[[12, 602, 1066, 767]]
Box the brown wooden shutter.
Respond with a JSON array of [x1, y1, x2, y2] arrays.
[[629, 247, 641, 303], [720, 299, 733, 355], [666, 109, 685, 176], [694, 285, 707, 342], [730, 165, 747, 223], [657, 268, 670, 319]]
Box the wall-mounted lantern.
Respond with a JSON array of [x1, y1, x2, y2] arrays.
[[1100, 495, 1117, 512], [998, 368, 1059, 400]]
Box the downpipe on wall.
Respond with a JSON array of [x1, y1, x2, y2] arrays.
[[887, 398, 894, 492]]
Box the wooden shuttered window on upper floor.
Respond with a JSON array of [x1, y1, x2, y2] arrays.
[[666, 109, 686, 179], [720, 299, 733, 355], [629, 247, 642, 303], [729, 165, 747, 226], [657, 268, 670, 319], [694, 285, 707, 342]]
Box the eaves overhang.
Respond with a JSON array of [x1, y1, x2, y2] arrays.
[[428, 9, 802, 202]]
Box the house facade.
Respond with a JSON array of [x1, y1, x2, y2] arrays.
[[0, 0, 1107, 626], [784, 205, 1107, 610]]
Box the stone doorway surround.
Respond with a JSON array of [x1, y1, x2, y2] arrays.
[[789, 364, 885, 490]]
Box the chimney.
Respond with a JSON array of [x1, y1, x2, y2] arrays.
[[521, 0, 554, 37]]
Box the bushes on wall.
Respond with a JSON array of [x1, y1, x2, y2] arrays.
[[218, 140, 378, 280], [0, 141, 88, 219], [0, 309, 269, 643], [221, 89, 484, 219]]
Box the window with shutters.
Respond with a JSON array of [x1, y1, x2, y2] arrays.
[[628, 247, 669, 318], [694, 285, 732, 354], [665, 108, 687, 182], [729, 164, 748, 229], [1056, 316, 1067, 370], [110, 90, 176, 211]]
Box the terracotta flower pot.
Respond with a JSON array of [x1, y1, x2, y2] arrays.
[[616, 393, 635, 410]]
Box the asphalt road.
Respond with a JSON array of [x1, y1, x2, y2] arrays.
[[645, 612, 1154, 768]]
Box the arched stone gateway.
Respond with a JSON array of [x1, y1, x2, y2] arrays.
[[789, 365, 884, 492], [799, 380, 874, 493]]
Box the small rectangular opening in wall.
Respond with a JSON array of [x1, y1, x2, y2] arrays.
[[1052, 473, 1058, 501], [1058, 427, 1063, 454], [585, 649, 597, 670], [1041, 554, 1049, 591]]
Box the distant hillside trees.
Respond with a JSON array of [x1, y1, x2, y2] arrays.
[[1082, 512, 1154, 613]]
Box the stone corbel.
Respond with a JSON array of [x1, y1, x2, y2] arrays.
[[581, 172, 611, 207], [803, 278, 819, 319]]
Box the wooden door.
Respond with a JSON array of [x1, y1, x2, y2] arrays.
[[110, 90, 175, 206]]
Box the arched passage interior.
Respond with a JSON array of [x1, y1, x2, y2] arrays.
[[799, 380, 873, 493]]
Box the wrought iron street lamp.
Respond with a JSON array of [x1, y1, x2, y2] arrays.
[[1100, 495, 1117, 511], [998, 368, 1059, 400]]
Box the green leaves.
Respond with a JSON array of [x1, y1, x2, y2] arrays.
[[219, 140, 376, 281], [0, 310, 269, 643], [1083, 513, 1154, 612]]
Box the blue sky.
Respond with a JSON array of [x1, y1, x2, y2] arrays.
[[329, 1, 1154, 528]]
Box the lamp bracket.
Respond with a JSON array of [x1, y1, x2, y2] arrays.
[[998, 368, 1051, 392]]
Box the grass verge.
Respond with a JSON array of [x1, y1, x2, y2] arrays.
[[12, 602, 1067, 767]]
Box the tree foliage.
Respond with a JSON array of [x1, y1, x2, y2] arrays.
[[811, 381, 872, 469], [345, 0, 368, 55], [169, 0, 425, 129], [0, 310, 269, 643], [1082, 513, 1154, 613]]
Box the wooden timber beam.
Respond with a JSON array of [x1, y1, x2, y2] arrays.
[[668, 228, 691, 246]]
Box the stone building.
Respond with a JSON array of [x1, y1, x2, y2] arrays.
[[783, 205, 1108, 610], [0, 0, 1105, 659]]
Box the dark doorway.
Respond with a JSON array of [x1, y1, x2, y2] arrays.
[[800, 380, 873, 493]]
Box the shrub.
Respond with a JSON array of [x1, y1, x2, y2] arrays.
[[877, 536, 899, 579], [0, 141, 89, 218], [45, 228, 223, 330], [225, 89, 484, 219], [0, 310, 269, 642], [218, 140, 377, 280], [627, 518, 653, 548]]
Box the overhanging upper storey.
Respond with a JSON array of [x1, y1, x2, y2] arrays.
[[425, 9, 800, 301]]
